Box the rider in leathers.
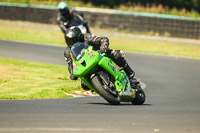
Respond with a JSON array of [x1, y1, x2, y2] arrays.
[[57, 2, 91, 34], [64, 27, 138, 90]]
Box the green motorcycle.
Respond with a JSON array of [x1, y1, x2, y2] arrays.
[[71, 42, 146, 105]]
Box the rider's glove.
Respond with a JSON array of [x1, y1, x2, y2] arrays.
[[100, 41, 109, 51], [70, 74, 78, 80], [100, 37, 109, 51]]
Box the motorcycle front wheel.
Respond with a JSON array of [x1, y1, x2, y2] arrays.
[[91, 75, 120, 105]]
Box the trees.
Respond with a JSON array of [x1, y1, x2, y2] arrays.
[[82, 0, 200, 12]]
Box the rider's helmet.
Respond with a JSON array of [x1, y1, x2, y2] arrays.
[[64, 26, 84, 47], [58, 2, 70, 17]]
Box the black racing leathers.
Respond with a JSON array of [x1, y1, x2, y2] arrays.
[[57, 10, 91, 34], [64, 33, 135, 79]]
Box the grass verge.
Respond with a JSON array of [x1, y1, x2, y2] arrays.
[[0, 57, 82, 99], [0, 22, 65, 46], [0, 20, 200, 59], [109, 37, 200, 58]]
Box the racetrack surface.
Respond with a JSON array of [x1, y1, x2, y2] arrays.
[[0, 40, 200, 133]]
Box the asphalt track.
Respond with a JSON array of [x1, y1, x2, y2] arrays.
[[0, 40, 200, 133]]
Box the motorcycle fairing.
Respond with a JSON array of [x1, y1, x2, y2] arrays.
[[72, 45, 135, 100], [98, 56, 134, 96]]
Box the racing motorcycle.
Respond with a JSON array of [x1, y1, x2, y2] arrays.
[[71, 42, 146, 105]]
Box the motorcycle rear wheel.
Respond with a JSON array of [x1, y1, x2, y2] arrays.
[[131, 89, 146, 105], [91, 75, 120, 105]]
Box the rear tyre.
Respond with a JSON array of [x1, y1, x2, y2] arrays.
[[91, 75, 120, 105], [131, 87, 146, 105]]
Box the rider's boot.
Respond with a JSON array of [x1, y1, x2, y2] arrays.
[[124, 64, 135, 79], [124, 64, 140, 88]]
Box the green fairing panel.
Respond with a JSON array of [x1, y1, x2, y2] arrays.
[[98, 56, 127, 92], [72, 48, 100, 92], [72, 45, 132, 94], [73, 50, 100, 77]]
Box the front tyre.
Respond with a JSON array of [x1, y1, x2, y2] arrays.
[[91, 75, 120, 105]]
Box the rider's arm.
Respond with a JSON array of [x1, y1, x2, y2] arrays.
[[64, 47, 78, 80], [57, 13, 68, 33], [72, 10, 85, 23], [84, 34, 109, 50]]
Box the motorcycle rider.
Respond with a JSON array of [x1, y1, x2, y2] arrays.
[[57, 2, 91, 34], [64, 26, 139, 91]]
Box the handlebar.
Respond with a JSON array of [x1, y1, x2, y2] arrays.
[[97, 49, 108, 54]]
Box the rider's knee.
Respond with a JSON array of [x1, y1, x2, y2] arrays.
[[81, 81, 90, 91], [64, 49, 72, 64]]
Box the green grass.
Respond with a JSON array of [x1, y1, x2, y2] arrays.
[[0, 20, 199, 59], [0, 57, 82, 99], [109, 37, 200, 58], [0, 24, 65, 46]]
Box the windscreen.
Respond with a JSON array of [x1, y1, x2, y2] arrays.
[[71, 42, 88, 60]]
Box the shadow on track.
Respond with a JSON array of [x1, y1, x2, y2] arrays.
[[87, 102, 152, 106]]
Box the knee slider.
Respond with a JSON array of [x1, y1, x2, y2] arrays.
[[64, 54, 72, 64]]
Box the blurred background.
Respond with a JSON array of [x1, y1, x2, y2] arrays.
[[0, 0, 200, 39]]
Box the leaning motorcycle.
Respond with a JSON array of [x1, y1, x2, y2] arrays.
[[71, 42, 146, 105]]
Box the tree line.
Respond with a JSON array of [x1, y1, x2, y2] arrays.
[[82, 0, 200, 12]]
